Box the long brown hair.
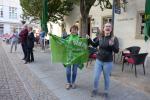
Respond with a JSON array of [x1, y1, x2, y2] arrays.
[[70, 25, 78, 32]]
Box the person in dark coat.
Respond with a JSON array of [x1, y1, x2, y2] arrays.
[[25, 26, 35, 64], [19, 25, 28, 60]]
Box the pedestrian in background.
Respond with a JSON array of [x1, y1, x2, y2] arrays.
[[10, 28, 19, 53], [88, 23, 119, 98], [25, 26, 35, 64], [61, 28, 68, 39], [39, 29, 45, 52], [19, 25, 28, 60]]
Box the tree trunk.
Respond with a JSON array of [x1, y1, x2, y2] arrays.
[[80, 16, 88, 37], [79, 0, 96, 37], [80, 0, 89, 37]]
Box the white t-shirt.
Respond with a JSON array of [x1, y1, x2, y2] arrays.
[[11, 32, 19, 42]]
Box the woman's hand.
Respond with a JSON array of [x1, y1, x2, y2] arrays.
[[109, 39, 114, 46], [86, 34, 90, 39]]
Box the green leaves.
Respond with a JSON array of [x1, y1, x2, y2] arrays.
[[20, 0, 73, 23], [94, 0, 112, 11]]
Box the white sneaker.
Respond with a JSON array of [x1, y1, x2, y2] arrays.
[[65, 83, 71, 90], [71, 83, 76, 89]]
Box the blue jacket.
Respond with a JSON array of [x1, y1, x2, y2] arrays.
[[40, 31, 45, 39]]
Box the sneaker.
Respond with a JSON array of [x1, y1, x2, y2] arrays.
[[91, 90, 97, 97], [65, 83, 71, 90], [71, 83, 76, 89]]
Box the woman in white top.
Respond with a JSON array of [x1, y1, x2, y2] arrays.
[[10, 28, 19, 53]]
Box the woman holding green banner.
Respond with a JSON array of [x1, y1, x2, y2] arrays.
[[50, 25, 89, 90], [88, 23, 119, 97], [65, 25, 80, 90]]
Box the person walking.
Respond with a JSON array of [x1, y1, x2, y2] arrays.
[[19, 25, 28, 60], [39, 29, 45, 52], [88, 23, 119, 97], [61, 29, 68, 39], [10, 28, 19, 53], [25, 26, 35, 64]]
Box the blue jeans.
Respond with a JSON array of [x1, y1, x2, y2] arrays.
[[66, 64, 78, 84], [93, 59, 113, 93]]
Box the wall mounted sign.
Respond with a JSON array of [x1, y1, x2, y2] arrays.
[[117, 18, 134, 21], [92, 27, 99, 33]]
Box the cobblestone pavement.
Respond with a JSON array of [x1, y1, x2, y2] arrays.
[[1, 41, 59, 100], [0, 43, 32, 100]]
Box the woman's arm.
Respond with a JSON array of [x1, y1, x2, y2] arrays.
[[111, 37, 119, 53], [88, 38, 99, 47]]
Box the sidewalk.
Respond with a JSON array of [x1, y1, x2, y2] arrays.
[[2, 41, 150, 100], [0, 42, 31, 100]]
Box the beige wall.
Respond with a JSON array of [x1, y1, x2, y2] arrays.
[[64, 5, 81, 34], [114, 0, 150, 55]]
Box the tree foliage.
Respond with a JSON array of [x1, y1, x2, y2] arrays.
[[20, 0, 73, 23]]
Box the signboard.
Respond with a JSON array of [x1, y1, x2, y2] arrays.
[[92, 27, 99, 33]]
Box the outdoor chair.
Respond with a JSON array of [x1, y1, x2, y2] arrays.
[[86, 53, 97, 68], [122, 53, 148, 77], [122, 46, 141, 67]]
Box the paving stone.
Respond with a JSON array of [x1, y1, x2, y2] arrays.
[[0, 43, 32, 100], [1, 41, 59, 100]]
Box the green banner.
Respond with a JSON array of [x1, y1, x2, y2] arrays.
[[50, 34, 89, 69], [144, 0, 150, 41]]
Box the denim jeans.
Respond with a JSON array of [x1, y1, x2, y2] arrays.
[[93, 59, 113, 93], [21, 42, 27, 59], [66, 64, 78, 84], [10, 41, 18, 52]]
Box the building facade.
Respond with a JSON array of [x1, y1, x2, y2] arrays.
[[0, 0, 22, 35]]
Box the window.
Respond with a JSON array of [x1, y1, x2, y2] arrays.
[[0, 5, 3, 18], [9, 7, 17, 19], [136, 12, 144, 39], [0, 24, 4, 34], [139, 13, 145, 35], [102, 16, 112, 26]]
